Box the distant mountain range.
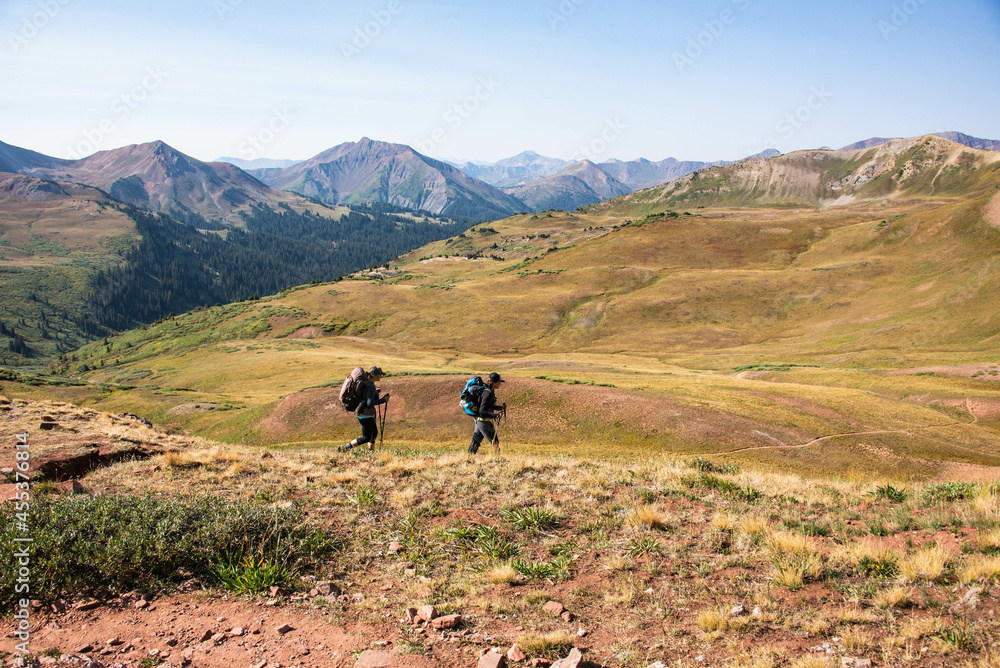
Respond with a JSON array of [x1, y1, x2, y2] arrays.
[[839, 131, 1000, 152], [2, 131, 998, 226], [216, 157, 302, 171]]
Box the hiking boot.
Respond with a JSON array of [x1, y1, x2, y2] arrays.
[[338, 444, 351, 452], [367, 443, 374, 452]]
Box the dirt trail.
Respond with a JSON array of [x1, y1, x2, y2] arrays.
[[702, 420, 978, 457], [0, 592, 443, 668]]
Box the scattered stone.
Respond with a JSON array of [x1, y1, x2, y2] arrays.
[[731, 604, 746, 617], [75, 645, 94, 653], [576, 628, 588, 638], [228, 627, 244, 637], [314, 581, 340, 596], [529, 660, 551, 668], [841, 660, 872, 668], [551, 648, 584, 668], [199, 630, 214, 642], [403, 608, 418, 623], [275, 623, 295, 635], [178, 578, 202, 593], [134, 600, 149, 610], [164, 638, 178, 647], [951, 587, 983, 616], [752, 606, 763, 618], [73, 599, 102, 611], [479, 650, 506, 668], [167, 654, 190, 667], [106, 638, 124, 647], [388, 541, 404, 554], [507, 645, 526, 662], [251, 661, 268, 668], [560, 611, 574, 623], [264, 599, 279, 607], [352, 593, 365, 602], [210, 633, 225, 643], [269, 586, 289, 598], [432, 614, 461, 630], [542, 601, 566, 617], [417, 605, 437, 622], [354, 650, 398, 668]]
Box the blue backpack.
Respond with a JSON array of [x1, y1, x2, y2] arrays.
[[459, 376, 486, 416]]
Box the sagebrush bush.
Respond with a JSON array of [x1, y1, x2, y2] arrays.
[[0, 493, 333, 609]]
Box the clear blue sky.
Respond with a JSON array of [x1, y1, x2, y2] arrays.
[[2, 0, 998, 163]]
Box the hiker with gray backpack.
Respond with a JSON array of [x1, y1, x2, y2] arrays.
[[338, 366, 390, 452], [460, 372, 507, 455]]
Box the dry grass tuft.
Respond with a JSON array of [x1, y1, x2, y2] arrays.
[[485, 563, 519, 585], [874, 585, 912, 609], [696, 606, 731, 633], [736, 514, 769, 539], [959, 554, 1000, 584], [788, 655, 834, 668], [627, 505, 675, 531], [712, 510, 737, 532], [766, 531, 822, 589], [900, 545, 952, 583], [514, 630, 575, 655], [976, 527, 1000, 552]]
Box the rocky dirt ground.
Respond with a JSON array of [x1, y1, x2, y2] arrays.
[[3, 397, 1000, 668]]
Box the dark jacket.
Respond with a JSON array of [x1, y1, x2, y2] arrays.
[[477, 386, 502, 420], [357, 380, 388, 417]]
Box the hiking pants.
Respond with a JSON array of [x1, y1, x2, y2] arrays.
[[357, 414, 378, 445], [469, 419, 498, 454]]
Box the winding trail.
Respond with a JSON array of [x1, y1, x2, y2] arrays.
[[694, 418, 983, 458]]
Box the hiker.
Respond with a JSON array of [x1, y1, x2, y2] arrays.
[[468, 372, 507, 455], [340, 366, 390, 452]]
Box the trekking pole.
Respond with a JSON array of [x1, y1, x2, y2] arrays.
[[379, 397, 388, 450]]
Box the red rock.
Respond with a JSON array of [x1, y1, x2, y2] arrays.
[[73, 599, 101, 611], [353, 650, 398, 668], [275, 623, 295, 635], [479, 651, 506, 668], [402, 607, 418, 623], [134, 600, 149, 610], [529, 661, 551, 668], [507, 645, 527, 662], [199, 630, 214, 642], [417, 605, 437, 622], [431, 614, 461, 629], [542, 601, 566, 617], [388, 541, 404, 553], [551, 648, 583, 668], [314, 581, 340, 596], [561, 611, 574, 623]]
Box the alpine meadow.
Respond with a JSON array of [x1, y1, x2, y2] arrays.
[[3, 1, 1000, 667]]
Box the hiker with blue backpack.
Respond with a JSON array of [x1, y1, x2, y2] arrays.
[[461, 372, 507, 455], [338, 366, 390, 452]]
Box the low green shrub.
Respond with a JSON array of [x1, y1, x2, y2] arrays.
[[0, 494, 330, 609]]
